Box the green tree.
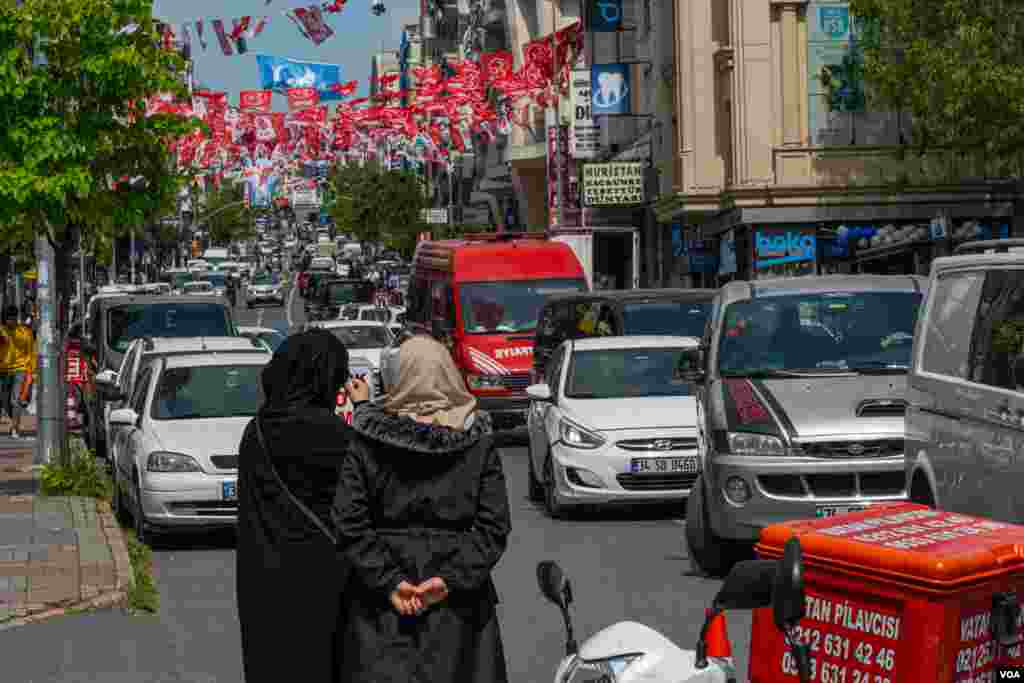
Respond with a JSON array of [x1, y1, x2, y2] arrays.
[[0, 0, 200, 331], [200, 185, 256, 247], [328, 163, 428, 255], [850, 0, 1024, 169]]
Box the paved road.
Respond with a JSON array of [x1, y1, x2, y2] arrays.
[[0, 276, 754, 682]]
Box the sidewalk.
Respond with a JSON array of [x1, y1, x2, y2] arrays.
[[0, 416, 133, 630]]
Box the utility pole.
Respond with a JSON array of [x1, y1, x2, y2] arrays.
[[78, 229, 86, 323], [546, 0, 565, 232], [34, 233, 63, 466]]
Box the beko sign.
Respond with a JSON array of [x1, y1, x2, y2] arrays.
[[755, 230, 816, 269]]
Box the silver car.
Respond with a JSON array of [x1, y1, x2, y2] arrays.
[[684, 275, 928, 576]]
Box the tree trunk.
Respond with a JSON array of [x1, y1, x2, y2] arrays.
[[53, 236, 71, 464]]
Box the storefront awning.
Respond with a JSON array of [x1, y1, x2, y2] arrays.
[[698, 201, 1014, 237]]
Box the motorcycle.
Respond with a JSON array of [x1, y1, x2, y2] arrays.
[[537, 537, 812, 683]]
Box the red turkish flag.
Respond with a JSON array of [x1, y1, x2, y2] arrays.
[[481, 50, 515, 86], [287, 87, 320, 110], [239, 90, 272, 112]]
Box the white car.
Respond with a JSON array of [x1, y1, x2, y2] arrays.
[[107, 349, 272, 544], [524, 336, 704, 518], [307, 320, 391, 394], [96, 337, 270, 468], [246, 278, 285, 308], [183, 281, 214, 296], [238, 326, 287, 352], [339, 304, 404, 325]]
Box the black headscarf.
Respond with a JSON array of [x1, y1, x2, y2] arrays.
[[260, 328, 349, 416]]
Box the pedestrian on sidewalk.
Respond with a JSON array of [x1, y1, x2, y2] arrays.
[[0, 305, 36, 439], [333, 336, 511, 683], [236, 329, 358, 683]]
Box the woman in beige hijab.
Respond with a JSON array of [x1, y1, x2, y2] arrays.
[[334, 336, 511, 683]]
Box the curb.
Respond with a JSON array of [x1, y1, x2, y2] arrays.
[[0, 499, 133, 631]]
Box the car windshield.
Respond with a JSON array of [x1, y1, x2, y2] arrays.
[[460, 279, 587, 334], [107, 303, 233, 352], [621, 300, 712, 336], [360, 308, 390, 322], [206, 274, 226, 288], [151, 365, 265, 420], [717, 291, 924, 375], [565, 348, 699, 399], [326, 325, 389, 348]]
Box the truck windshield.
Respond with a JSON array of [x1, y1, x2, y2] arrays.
[[107, 303, 234, 352], [717, 291, 923, 375], [621, 300, 712, 336], [460, 279, 587, 334]]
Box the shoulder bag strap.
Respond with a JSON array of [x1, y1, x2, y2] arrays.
[[253, 417, 338, 545]]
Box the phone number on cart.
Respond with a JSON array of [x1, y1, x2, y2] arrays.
[[781, 625, 895, 682]]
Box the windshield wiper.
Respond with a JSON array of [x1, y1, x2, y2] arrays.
[[719, 369, 822, 378], [846, 361, 909, 374]]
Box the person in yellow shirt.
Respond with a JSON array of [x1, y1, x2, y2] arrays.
[[0, 305, 36, 439]]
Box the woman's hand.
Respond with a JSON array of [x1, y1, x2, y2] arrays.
[[390, 580, 424, 616], [346, 377, 370, 403], [416, 577, 449, 608]]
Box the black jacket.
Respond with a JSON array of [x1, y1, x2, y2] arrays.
[[332, 403, 510, 683]]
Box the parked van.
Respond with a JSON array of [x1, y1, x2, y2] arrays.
[[406, 235, 587, 427], [906, 239, 1024, 524], [682, 274, 927, 576]]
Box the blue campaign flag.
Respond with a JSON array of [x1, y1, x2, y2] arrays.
[[591, 63, 631, 116], [256, 55, 342, 102], [589, 0, 623, 32]]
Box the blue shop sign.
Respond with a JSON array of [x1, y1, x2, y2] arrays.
[[755, 230, 817, 269]]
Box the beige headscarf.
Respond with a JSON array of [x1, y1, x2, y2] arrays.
[[381, 336, 478, 430]]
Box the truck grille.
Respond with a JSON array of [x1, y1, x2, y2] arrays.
[[795, 439, 903, 458], [617, 473, 699, 491], [758, 471, 905, 499], [167, 501, 237, 516], [501, 374, 531, 391], [210, 455, 238, 469], [616, 437, 698, 451]]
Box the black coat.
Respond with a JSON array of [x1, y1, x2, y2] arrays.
[[332, 404, 510, 683], [236, 330, 353, 683]]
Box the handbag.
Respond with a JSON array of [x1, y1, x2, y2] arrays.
[[252, 417, 338, 545]]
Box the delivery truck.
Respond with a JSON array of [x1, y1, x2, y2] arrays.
[[549, 226, 639, 290]]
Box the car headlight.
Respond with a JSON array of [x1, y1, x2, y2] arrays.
[[467, 374, 504, 390], [726, 432, 786, 456], [559, 418, 605, 449], [563, 655, 641, 683], [147, 451, 201, 472]]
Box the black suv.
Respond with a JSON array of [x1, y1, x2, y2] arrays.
[[307, 278, 374, 321], [531, 288, 717, 383]]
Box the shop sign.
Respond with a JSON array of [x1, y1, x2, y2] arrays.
[[591, 63, 631, 116], [589, 0, 623, 32], [719, 229, 737, 275], [755, 229, 817, 268], [570, 69, 600, 159], [929, 216, 948, 241], [582, 161, 644, 206]]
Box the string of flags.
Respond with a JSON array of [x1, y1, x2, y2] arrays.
[[163, 1, 348, 55]]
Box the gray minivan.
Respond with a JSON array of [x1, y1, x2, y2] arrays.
[[683, 275, 927, 576], [906, 239, 1024, 524]]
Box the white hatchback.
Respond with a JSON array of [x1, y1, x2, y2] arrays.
[[525, 336, 703, 518], [108, 351, 271, 544]]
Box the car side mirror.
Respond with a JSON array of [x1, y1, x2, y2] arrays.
[[108, 408, 139, 427], [526, 384, 553, 402], [95, 370, 118, 387]]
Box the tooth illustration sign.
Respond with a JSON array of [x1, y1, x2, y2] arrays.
[[590, 64, 630, 115]]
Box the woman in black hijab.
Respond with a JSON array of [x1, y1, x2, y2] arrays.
[[236, 328, 354, 683]]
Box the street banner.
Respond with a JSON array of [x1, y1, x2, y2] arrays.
[[287, 87, 320, 111], [239, 90, 272, 112], [256, 55, 343, 101], [591, 63, 630, 116]]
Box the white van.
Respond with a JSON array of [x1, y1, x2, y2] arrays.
[[906, 238, 1024, 524]]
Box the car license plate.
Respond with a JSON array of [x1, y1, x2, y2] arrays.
[[222, 481, 237, 502], [630, 456, 699, 474], [816, 505, 864, 518]]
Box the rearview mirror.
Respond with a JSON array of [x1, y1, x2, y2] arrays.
[[675, 347, 706, 384], [536, 560, 572, 609], [773, 537, 806, 632], [108, 408, 139, 427], [526, 384, 553, 402], [95, 370, 118, 387], [713, 560, 777, 611]]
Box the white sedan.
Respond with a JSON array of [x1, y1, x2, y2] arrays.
[[307, 320, 392, 394], [109, 351, 271, 544], [525, 336, 703, 518]]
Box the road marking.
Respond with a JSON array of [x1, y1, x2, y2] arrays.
[[285, 274, 298, 329]]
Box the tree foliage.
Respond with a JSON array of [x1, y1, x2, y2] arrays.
[[328, 163, 428, 254], [851, 0, 1024, 165], [0, 0, 200, 289], [200, 184, 257, 247]]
